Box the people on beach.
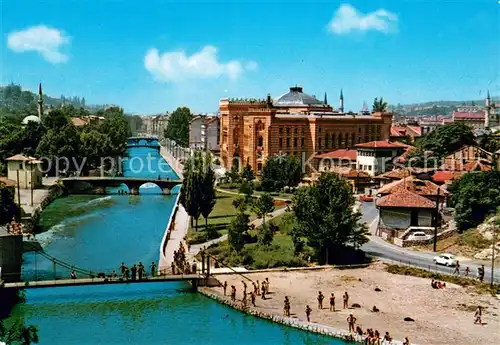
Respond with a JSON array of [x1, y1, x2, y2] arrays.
[[261, 281, 267, 300], [242, 280, 247, 294], [265, 277, 270, 292], [256, 280, 261, 295], [250, 292, 256, 307], [383, 331, 392, 343], [223, 281, 228, 296], [402, 336, 410, 345], [474, 306, 482, 325], [283, 296, 291, 317], [230, 285, 236, 301], [347, 314, 356, 333], [343, 291, 349, 309], [329, 293, 335, 311], [317, 291, 324, 309], [242, 291, 247, 307], [305, 305, 312, 322]]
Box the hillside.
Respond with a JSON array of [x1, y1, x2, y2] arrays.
[[391, 97, 499, 116], [0, 83, 104, 114]]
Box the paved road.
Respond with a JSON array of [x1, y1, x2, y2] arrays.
[[358, 200, 500, 284]]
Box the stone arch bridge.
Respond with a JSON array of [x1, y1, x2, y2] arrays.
[[60, 177, 182, 195]]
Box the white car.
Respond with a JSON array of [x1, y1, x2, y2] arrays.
[[407, 231, 429, 241], [433, 253, 458, 267]]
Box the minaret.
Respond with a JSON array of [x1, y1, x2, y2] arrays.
[[324, 92, 328, 105], [339, 89, 344, 113], [485, 90, 491, 128], [37, 83, 44, 118]]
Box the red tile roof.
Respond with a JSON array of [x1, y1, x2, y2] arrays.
[[315, 149, 357, 161], [463, 160, 492, 172], [390, 125, 422, 137], [376, 190, 436, 209], [377, 176, 447, 196], [432, 171, 464, 183], [452, 111, 485, 119], [355, 140, 408, 149], [377, 169, 412, 180]]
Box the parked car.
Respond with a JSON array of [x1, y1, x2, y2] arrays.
[[433, 253, 458, 267], [360, 195, 373, 202], [407, 231, 429, 241]]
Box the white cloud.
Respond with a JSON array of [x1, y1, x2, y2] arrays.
[[328, 4, 398, 35], [7, 25, 70, 63], [144, 45, 257, 82]]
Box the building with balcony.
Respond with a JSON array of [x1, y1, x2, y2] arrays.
[[189, 114, 220, 152]]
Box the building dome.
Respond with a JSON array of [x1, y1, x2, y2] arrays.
[[273, 86, 324, 107], [22, 115, 42, 125]]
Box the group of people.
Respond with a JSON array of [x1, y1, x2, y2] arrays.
[[431, 279, 446, 289], [452, 261, 486, 282], [118, 261, 156, 280], [171, 242, 197, 275], [7, 217, 23, 235], [223, 278, 271, 307], [353, 327, 409, 345], [316, 291, 349, 311]]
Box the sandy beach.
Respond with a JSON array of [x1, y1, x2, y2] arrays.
[[208, 263, 500, 345]]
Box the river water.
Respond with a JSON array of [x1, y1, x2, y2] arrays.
[[6, 143, 348, 345]]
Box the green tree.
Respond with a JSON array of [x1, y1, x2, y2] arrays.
[[238, 179, 254, 203], [258, 224, 274, 246], [241, 160, 255, 181], [98, 107, 131, 157], [199, 152, 217, 230], [165, 107, 192, 146], [0, 321, 39, 345], [228, 210, 250, 253], [448, 171, 500, 230], [180, 152, 202, 229], [291, 172, 369, 263], [252, 193, 274, 226], [372, 97, 388, 112], [226, 165, 241, 183], [261, 154, 302, 192], [0, 182, 19, 224]]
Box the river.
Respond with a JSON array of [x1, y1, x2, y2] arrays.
[[5, 143, 349, 345]]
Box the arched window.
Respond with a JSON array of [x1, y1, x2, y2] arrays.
[[258, 136, 263, 147]]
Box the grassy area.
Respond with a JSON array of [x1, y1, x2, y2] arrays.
[[415, 229, 495, 260], [217, 183, 294, 200], [206, 212, 310, 269], [385, 264, 497, 294]]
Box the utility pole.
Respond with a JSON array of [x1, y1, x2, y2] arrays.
[[491, 222, 497, 290], [433, 187, 440, 252], [16, 170, 21, 217]]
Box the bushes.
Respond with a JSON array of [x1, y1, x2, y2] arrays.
[[187, 226, 221, 245]]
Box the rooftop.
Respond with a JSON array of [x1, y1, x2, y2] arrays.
[[376, 190, 436, 209], [432, 170, 464, 183], [6, 154, 41, 163], [273, 86, 325, 107], [377, 176, 448, 197], [355, 140, 408, 149], [0, 177, 17, 187], [314, 149, 357, 161], [453, 111, 485, 119]]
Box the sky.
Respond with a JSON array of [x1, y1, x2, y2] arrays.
[[1, 0, 499, 114]]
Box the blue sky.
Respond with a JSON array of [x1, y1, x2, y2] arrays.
[[1, 0, 499, 114]]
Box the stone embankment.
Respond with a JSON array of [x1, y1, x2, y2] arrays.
[[198, 287, 410, 345]]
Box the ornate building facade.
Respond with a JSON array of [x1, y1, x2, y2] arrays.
[[219, 86, 392, 174]]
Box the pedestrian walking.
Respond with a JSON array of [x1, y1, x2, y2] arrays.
[[347, 314, 356, 333], [343, 291, 349, 309], [305, 305, 312, 322], [465, 266, 470, 277], [453, 261, 460, 275], [317, 291, 324, 309], [474, 306, 482, 325]]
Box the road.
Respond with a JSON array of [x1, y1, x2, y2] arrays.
[[358, 200, 500, 284]]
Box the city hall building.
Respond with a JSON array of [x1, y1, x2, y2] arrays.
[[219, 86, 392, 174]]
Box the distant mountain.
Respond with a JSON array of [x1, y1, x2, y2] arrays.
[[0, 83, 104, 114], [390, 97, 499, 116]]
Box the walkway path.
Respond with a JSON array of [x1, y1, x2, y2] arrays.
[[160, 204, 190, 271], [17, 177, 59, 216], [160, 146, 184, 179], [187, 207, 288, 261]]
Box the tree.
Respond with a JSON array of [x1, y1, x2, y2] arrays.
[[180, 152, 202, 229], [252, 193, 274, 226], [261, 154, 302, 192], [372, 97, 388, 112], [258, 224, 274, 246], [226, 165, 241, 183], [0, 182, 18, 224], [165, 107, 192, 146], [228, 210, 250, 253], [0, 321, 39, 345], [448, 171, 500, 230], [291, 172, 369, 263], [199, 152, 217, 230], [239, 180, 254, 203], [241, 160, 254, 181], [20, 121, 44, 157]]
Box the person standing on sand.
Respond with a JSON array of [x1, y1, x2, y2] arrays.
[[230, 285, 236, 301], [474, 306, 482, 325], [343, 291, 349, 309], [305, 305, 312, 322], [283, 296, 291, 317], [265, 277, 270, 292], [465, 266, 470, 277], [346, 314, 356, 333], [329, 293, 335, 311], [383, 331, 392, 343], [242, 291, 247, 307], [402, 336, 410, 345], [453, 261, 460, 275], [242, 280, 247, 294], [250, 292, 256, 307], [256, 280, 260, 295], [261, 282, 267, 299], [223, 281, 228, 296], [317, 291, 324, 309]]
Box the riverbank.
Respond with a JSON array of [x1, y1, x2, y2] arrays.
[[203, 262, 500, 345]]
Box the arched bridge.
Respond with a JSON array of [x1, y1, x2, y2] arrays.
[[60, 177, 182, 195], [126, 136, 160, 149]]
